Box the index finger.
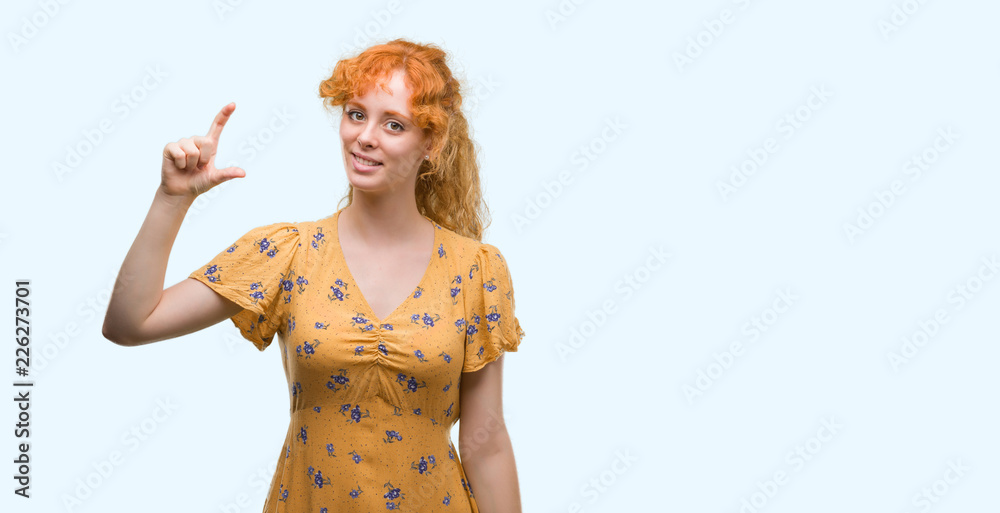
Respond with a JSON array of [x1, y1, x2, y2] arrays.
[[206, 102, 236, 140]]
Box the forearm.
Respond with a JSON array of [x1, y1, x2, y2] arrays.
[[103, 186, 193, 343], [462, 437, 522, 513]]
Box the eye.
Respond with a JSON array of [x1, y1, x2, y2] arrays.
[[347, 110, 405, 132]]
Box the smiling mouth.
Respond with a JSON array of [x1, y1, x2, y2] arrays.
[[352, 153, 382, 166]]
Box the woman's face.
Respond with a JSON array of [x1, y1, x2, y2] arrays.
[[339, 69, 430, 192]]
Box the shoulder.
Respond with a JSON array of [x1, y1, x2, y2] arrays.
[[434, 225, 493, 267], [245, 220, 302, 244]]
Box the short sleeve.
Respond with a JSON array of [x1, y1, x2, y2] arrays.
[[462, 243, 526, 373], [187, 222, 300, 351]]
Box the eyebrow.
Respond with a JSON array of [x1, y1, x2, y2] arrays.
[[346, 101, 413, 123]]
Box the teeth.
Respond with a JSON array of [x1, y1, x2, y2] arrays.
[[354, 154, 381, 166]]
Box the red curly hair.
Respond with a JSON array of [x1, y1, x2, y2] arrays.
[[318, 38, 490, 241]]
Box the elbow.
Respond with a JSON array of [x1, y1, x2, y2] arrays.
[[459, 429, 512, 461], [102, 317, 134, 347]]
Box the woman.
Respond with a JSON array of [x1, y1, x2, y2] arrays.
[[102, 39, 525, 513]]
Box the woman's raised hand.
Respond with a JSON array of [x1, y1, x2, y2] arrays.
[[160, 102, 246, 198]]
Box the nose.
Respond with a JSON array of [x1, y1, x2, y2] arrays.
[[356, 120, 378, 148]]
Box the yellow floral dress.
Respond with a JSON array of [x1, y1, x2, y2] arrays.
[[188, 206, 525, 512]]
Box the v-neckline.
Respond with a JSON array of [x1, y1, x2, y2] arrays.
[[331, 207, 438, 325]]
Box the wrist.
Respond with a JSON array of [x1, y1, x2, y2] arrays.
[[155, 185, 196, 210]]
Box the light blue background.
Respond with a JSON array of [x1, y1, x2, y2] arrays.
[[2, 0, 999, 512]]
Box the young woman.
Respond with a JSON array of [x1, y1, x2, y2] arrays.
[[102, 39, 525, 513]]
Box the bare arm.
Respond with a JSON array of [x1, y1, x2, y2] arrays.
[[459, 355, 522, 513], [102, 186, 242, 346], [102, 103, 247, 347]]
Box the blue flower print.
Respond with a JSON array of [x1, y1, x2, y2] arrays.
[[378, 343, 387, 356], [296, 425, 308, 444], [450, 286, 460, 299], [414, 350, 427, 362], [413, 408, 421, 415], [428, 455, 436, 465], [443, 491, 451, 505], [297, 339, 320, 359], [278, 483, 289, 502], [485, 305, 501, 325], [295, 275, 308, 293], [267, 248, 277, 258], [307, 466, 331, 489], [328, 286, 348, 302], [314, 406, 321, 413], [412, 286, 424, 300], [315, 321, 328, 329], [349, 450, 362, 464], [384, 430, 403, 443], [381, 323, 394, 330], [354, 345, 364, 356], [351, 314, 373, 331], [442, 381, 452, 392], [483, 276, 498, 293], [344, 404, 370, 424], [248, 281, 265, 305], [327, 369, 350, 392], [415, 312, 439, 329], [439, 351, 452, 363], [287, 316, 296, 332], [226, 243, 237, 253], [314, 470, 331, 489], [256, 237, 270, 253], [310, 227, 326, 250], [383, 481, 405, 509], [350, 485, 363, 498], [411, 456, 428, 474], [326, 443, 336, 457], [444, 402, 453, 418], [405, 376, 426, 393]]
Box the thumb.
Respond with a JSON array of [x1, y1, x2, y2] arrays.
[[218, 166, 246, 181]]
